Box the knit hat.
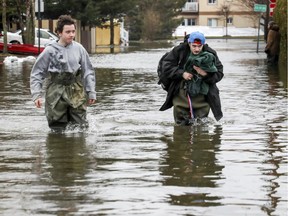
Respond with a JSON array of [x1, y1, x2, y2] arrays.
[[188, 31, 206, 45]]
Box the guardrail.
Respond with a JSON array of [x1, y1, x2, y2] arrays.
[[182, 2, 198, 12]]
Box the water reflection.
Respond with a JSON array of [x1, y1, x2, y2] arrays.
[[39, 132, 91, 214], [96, 68, 124, 100], [45, 132, 89, 186], [261, 120, 287, 215], [0, 39, 287, 215], [160, 125, 224, 206], [266, 64, 287, 90]]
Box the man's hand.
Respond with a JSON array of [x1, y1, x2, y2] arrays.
[[34, 98, 42, 108], [193, 66, 208, 77], [88, 99, 96, 105], [183, 72, 193, 80]]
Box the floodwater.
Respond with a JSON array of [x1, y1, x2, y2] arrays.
[[0, 39, 287, 216]]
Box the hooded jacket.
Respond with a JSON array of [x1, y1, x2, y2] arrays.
[[159, 42, 224, 121], [265, 24, 281, 56], [30, 40, 96, 102]]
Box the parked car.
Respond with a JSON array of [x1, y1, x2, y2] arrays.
[[0, 28, 58, 47]]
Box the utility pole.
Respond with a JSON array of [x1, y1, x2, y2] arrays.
[[35, 0, 44, 54], [254, 3, 267, 53], [37, 0, 40, 54]]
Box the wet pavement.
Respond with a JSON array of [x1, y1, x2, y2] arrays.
[[0, 39, 287, 216]]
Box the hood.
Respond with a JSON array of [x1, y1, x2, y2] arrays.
[[271, 24, 280, 31]]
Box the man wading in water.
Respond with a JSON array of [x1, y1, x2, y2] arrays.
[[30, 15, 96, 131], [159, 31, 223, 125]]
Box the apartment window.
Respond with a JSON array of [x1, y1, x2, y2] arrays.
[[187, 0, 197, 2], [182, 18, 197, 26], [208, 18, 217, 27], [187, 18, 196, 26], [227, 17, 233, 24], [208, 0, 216, 4]]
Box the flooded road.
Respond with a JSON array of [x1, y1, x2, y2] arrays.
[[0, 39, 287, 216]]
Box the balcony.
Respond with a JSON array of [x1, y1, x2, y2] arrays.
[[182, 2, 198, 12]]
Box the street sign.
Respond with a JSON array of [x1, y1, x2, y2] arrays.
[[270, 3, 276, 9], [254, 4, 267, 12], [270, 11, 273, 16], [35, 0, 44, 13], [269, 3, 276, 16]]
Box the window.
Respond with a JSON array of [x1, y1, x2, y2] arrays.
[[182, 18, 197, 26], [227, 17, 233, 24], [208, 18, 217, 27], [39, 31, 50, 39], [187, 19, 196, 26], [208, 0, 216, 4], [187, 0, 197, 2]]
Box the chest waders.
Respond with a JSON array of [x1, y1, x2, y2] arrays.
[[45, 71, 88, 131], [172, 80, 210, 125]]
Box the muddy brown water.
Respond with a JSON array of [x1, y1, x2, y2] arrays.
[[0, 39, 287, 216]]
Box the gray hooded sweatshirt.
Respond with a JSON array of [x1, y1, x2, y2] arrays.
[[30, 40, 96, 102]]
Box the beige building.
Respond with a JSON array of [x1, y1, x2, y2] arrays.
[[181, 0, 259, 28]]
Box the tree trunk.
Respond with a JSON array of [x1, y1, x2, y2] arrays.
[[2, 0, 8, 53], [264, 1, 270, 41], [16, 0, 26, 44], [109, 16, 114, 47], [25, 0, 35, 45]]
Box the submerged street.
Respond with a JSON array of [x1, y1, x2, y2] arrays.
[[0, 39, 287, 215]]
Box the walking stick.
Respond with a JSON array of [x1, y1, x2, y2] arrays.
[[187, 94, 194, 119]]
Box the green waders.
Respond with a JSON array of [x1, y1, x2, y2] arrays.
[[45, 72, 88, 130], [173, 80, 210, 125]]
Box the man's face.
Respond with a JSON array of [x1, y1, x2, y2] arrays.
[[59, 24, 76, 45], [189, 43, 203, 55]]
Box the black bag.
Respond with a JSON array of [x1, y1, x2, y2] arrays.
[[157, 51, 171, 91], [157, 35, 189, 91]]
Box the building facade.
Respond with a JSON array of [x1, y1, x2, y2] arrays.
[[180, 0, 259, 28]]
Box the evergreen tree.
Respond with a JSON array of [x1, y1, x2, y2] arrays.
[[1, 0, 186, 42], [95, 0, 136, 46]]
